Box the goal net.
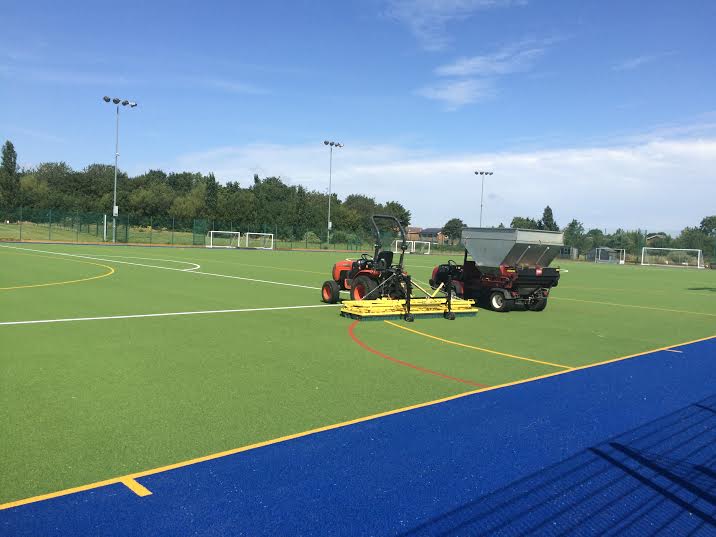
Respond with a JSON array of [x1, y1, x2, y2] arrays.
[[391, 240, 431, 254], [206, 230, 240, 248], [412, 241, 431, 255], [245, 232, 274, 250], [595, 247, 625, 264], [641, 247, 704, 268]]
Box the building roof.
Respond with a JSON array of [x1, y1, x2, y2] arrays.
[[420, 228, 442, 234]]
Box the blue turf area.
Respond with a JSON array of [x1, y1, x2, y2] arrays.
[[3, 338, 715, 536]]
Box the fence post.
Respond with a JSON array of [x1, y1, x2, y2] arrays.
[[48, 209, 52, 240], [149, 217, 153, 246], [171, 217, 175, 245], [19, 207, 23, 241]]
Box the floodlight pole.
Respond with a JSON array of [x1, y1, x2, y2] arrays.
[[103, 96, 137, 243], [112, 104, 119, 243], [323, 140, 343, 244], [474, 170, 493, 227]]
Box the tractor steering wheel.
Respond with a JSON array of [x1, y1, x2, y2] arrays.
[[361, 253, 373, 262]]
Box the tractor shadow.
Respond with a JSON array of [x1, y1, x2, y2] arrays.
[[688, 287, 716, 292]]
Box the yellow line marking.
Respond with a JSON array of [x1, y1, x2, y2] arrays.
[[1, 331, 714, 511], [120, 478, 152, 497], [384, 320, 573, 370], [553, 296, 716, 317], [0, 251, 115, 291]]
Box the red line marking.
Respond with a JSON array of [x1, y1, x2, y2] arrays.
[[348, 320, 489, 388]]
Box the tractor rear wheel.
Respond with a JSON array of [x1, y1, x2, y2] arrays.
[[321, 280, 341, 304], [350, 276, 378, 301], [488, 291, 512, 312]]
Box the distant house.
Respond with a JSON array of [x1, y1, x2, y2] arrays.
[[419, 227, 446, 244], [406, 226, 422, 241], [558, 246, 578, 260]]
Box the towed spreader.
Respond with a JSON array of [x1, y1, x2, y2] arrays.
[[321, 215, 475, 321], [430, 227, 564, 312]]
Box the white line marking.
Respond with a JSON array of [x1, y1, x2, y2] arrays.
[[665, 349, 683, 353], [73, 254, 201, 271], [0, 304, 341, 327], [0, 245, 319, 290]]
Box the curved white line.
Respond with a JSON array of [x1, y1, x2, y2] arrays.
[[80, 254, 201, 271]]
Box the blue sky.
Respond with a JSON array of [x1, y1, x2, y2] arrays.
[[1, 0, 715, 231]]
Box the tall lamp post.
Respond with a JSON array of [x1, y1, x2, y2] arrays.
[[103, 96, 137, 243], [474, 170, 493, 227], [323, 140, 343, 245]]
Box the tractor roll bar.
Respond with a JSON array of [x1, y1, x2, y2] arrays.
[[370, 214, 408, 270]]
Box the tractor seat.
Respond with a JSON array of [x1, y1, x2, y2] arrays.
[[375, 250, 394, 270]]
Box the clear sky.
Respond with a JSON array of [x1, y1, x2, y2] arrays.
[[1, 0, 715, 231]]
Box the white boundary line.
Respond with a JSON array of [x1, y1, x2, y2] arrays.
[[78, 254, 201, 272], [0, 304, 341, 327], [0, 245, 319, 290]]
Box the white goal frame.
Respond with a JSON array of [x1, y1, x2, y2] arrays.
[[245, 232, 274, 250], [641, 247, 704, 269], [392, 239, 431, 255], [595, 247, 625, 265], [206, 230, 240, 249]]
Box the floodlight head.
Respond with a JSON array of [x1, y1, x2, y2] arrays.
[[103, 96, 111, 102], [330, 141, 335, 146], [112, 98, 121, 104], [336, 143, 343, 148], [121, 100, 129, 106], [324, 140, 329, 145], [129, 101, 137, 108]]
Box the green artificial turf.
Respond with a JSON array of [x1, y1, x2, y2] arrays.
[[1, 243, 715, 504]]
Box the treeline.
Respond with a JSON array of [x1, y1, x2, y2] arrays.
[[439, 205, 715, 259], [508, 206, 715, 258], [0, 141, 410, 241]]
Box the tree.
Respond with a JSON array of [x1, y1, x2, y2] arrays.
[[0, 140, 19, 208], [442, 218, 465, 244], [510, 216, 539, 229], [540, 205, 558, 231], [2, 141, 17, 176], [562, 219, 585, 251], [699, 215, 716, 236], [204, 173, 219, 218], [383, 201, 411, 228]]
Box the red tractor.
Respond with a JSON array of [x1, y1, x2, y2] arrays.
[[321, 215, 411, 304]]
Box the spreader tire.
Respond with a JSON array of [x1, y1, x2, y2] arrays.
[[321, 280, 341, 303], [527, 298, 548, 311], [444, 311, 456, 320], [350, 276, 378, 301], [488, 291, 512, 312]]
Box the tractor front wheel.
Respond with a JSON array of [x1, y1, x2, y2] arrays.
[[321, 280, 341, 304], [350, 276, 378, 301]]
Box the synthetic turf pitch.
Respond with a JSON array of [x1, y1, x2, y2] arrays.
[[1, 243, 715, 516]]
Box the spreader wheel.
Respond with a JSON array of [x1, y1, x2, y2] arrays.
[[350, 276, 378, 301], [321, 280, 341, 304], [404, 313, 415, 322], [527, 298, 548, 311], [444, 311, 456, 320], [488, 291, 512, 312]]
